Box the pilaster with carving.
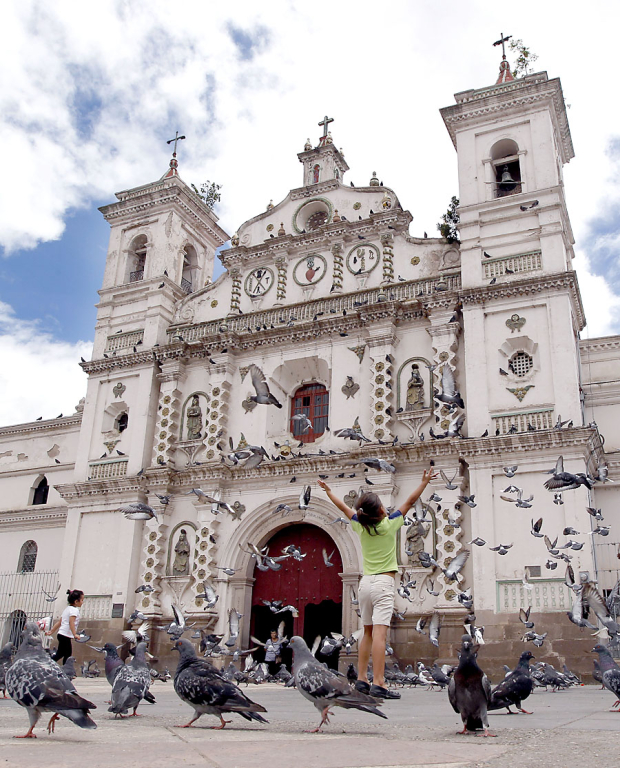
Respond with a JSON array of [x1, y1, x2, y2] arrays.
[[426, 311, 462, 430], [229, 267, 242, 315], [331, 243, 344, 293], [366, 328, 399, 441], [151, 360, 186, 467], [203, 358, 235, 463], [188, 504, 222, 622], [380, 233, 395, 284], [275, 257, 287, 303], [136, 514, 169, 618]]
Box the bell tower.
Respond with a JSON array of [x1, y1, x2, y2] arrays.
[[440, 57, 582, 435]]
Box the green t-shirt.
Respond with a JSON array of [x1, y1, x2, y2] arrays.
[[350, 512, 404, 575]]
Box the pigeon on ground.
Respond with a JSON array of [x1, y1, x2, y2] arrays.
[[6, 622, 97, 737], [488, 651, 535, 714], [108, 642, 152, 717], [90, 643, 124, 687], [289, 636, 386, 732], [172, 639, 268, 728], [248, 364, 282, 408], [62, 657, 77, 679], [120, 502, 159, 521], [448, 634, 494, 736], [544, 456, 593, 491], [0, 642, 14, 697]]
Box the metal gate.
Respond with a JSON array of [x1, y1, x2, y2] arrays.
[[0, 570, 59, 646]]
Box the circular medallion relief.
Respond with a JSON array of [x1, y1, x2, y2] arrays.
[[346, 243, 380, 275], [244, 267, 275, 297], [292, 198, 333, 234], [293, 254, 327, 286]]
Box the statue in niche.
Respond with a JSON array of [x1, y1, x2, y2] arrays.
[[405, 364, 425, 410], [172, 529, 191, 576], [406, 519, 430, 567], [186, 395, 203, 440]]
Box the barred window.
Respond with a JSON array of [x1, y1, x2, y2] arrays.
[[290, 383, 329, 444], [18, 540, 38, 573], [509, 352, 533, 377]]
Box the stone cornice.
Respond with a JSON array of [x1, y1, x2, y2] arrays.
[[56, 477, 146, 502], [441, 73, 574, 164], [460, 271, 585, 331], [0, 505, 68, 531], [99, 177, 229, 246], [0, 414, 82, 438], [219, 209, 411, 269], [80, 350, 160, 375], [579, 336, 620, 354]]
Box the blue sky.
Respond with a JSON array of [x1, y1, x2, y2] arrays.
[[1, 2, 620, 424]]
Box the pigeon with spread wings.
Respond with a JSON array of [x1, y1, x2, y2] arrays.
[[248, 364, 282, 408], [435, 365, 465, 409]]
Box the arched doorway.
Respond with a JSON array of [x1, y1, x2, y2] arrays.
[[250, 523, 343, 668]]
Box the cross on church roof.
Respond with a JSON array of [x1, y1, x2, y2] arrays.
[[318, 115, 334, 146], [166, 130, 186, 157], [492, 32, 512, 60]]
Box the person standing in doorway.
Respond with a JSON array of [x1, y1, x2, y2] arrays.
[[264, 629, 283, 676], [318, 468, 435, 699], [47, 589, 85, 665]]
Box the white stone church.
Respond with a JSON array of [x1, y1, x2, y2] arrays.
[[1, 57, 619, 676]]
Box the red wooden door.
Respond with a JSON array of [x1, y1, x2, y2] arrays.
[[250, 524, 343, 651]]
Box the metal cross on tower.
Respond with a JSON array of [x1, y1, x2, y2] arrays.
[[318, 115, 334, 139], [166, 131, 186, 157], [492, 32, 512, 59]]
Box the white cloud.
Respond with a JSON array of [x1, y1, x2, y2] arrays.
[[0, 301, 91, 426]]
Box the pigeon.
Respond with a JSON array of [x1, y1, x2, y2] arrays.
[[530, 518, 544, 538], [586, 507, 604, 520], [415, 617, 428, 635], [135, 584, 155, 594], [273, 503, 293, 515], [435, 365, 464, 409], [292, 413, 313, 433], [429, 613, 441, 647], [6, 622, 97, 737], [0, 642, 14, 698], [440, 469, 459, 490], [108, 642, 152, 717], [248, 364, 282, 408], [488, 651, 535, 714], [441, 550, 470, 582], [172, 639, 268, 728], [196, 581, 219, 610], [299, 485, 311, 510], [544, 456, 593, 491], [61, 657, 77, 679], [458, 495, 477, 508], [448, 634, 493, 736], [468, 537, 486, 547], [322, 548, 335, 567], [216, 566, 240, 576], [519, 607, 535, 629], [90, 643, 124, 687], [41, 583, 61, 602], [582, 580, 620, 635], [289, 636, 386, 732], [503, 465, 518, 478], [361, 458, 396, 473], [120, 502, 158, 521], [334, 425, 371, 443]]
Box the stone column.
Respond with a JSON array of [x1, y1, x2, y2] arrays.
[[136, 514, 169, 619], [426, 308, 462, 431], [151, 358, 186, 468], [366, 324, 399, 441], [275, 256, 287, 304], [331, 243, 344, 293], [380, 233, 395, 284], [228, 267, 242, 315]]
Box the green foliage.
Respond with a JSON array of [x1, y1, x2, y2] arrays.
[[191, 180, 222, 210], [509, 39, 539, 78], [437, 196, 460, 243]]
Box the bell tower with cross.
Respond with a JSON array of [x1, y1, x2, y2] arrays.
[[298, 115, 349, 187]]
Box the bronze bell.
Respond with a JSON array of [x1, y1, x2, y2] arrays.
[[500, 165, 516, 186]]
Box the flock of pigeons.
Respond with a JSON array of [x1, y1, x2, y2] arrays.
[[2, 621, 620, 738]]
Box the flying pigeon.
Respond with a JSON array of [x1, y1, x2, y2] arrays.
[[429, 612, 441, 647], [519, 607, 535, 629], [6, 622, 97, 737], [448, 634, 493, 736], [196, 581, 219, 609], [435, 365, 464, 409], [458, 495, 477, 508], [41, 583, 61, 602], [334, 425, 371, 443], [440, 469, 459, 490], [488, 651, 535, 714], [544, 456, 593, 491], [289, 636, 386, 732], [361, 458, 396, 473], [441, 550, 470, 582], [292, 413, 313, 433], [120, 502, 158, 521], [322, 548, 335, 567], [248, 364, 282, 408], [531, 518, 544, 538], [172, 639, 268, 728], [299, 485, 311, 510], [135, 584, 154, 594], [503, 465, 518, 478], [108, 642, 152, 717]]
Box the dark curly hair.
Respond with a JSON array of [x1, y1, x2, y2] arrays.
[[66, 589, 84, 605], [354, 492, 386, 535]]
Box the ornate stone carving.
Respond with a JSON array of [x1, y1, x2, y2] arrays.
[[348, 345, 366, 363], [341, 376, 359, 399], [229, 268, 242, 314], [331, 243, 344, 292], [506, 313, 526, 333], [507, 385, 535, 402], [275, 257, 287, 302], [380, 234, 394, 284], [113, 382, 126, 399], [172, 529, 191, 575], [405, 363, 425, 411]]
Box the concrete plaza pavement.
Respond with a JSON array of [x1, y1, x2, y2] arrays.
[[1, 680, 619, 768]]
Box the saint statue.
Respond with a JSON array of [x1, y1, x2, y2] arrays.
[[186, 395, 203, 440], [406, 519, 430, 567], [172, 529, 191, 576], [405, 364, 424, 411]]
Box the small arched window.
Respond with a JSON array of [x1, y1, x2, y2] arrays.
[[32, 476, 49, 506], [115, 412, 129, 433], [313, 164, 320, 184], [18, 541, 38, 573], [290, 383, 329, 444], [181, 245, 197, 294], [129, 235, 147, 282], [491, 139, 522, 198]]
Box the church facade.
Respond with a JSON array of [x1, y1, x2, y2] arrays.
[[1, 60, 619, 676]]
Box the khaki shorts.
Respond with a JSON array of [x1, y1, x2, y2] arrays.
[[358, 574, 396, 626]]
